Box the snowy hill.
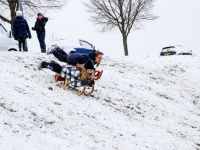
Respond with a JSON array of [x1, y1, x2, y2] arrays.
[[0, 52, 200, 150]]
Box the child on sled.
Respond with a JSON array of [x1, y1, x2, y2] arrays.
[[37, 59, 95, 87]]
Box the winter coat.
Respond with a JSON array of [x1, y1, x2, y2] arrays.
[[13, 16, 31, 40], [67, 50, 96, 66], [32, 17, 48, 33], [60, 65, 94, 87]]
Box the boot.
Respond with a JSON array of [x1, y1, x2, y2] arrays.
[[46, 45, 58, 55], [41, 49, 46, 53], [37, 61, 49, 70], [23, 47, 28, 52]]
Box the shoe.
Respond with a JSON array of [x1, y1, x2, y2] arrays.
[[23, 47, 28, 52], [41, 49, 46, 53], [37, 61, 49, 70], [46, 44, 58, 55]]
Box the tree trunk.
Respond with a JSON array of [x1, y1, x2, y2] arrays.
[[10, 2, 17, 36], [122, 33, 129, 56]]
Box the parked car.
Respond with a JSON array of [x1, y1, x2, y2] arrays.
[[48, 39, 96, 55], [0, 23, 18, 51], [160, 45, 192, 56]]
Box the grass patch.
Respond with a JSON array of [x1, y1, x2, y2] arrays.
[[48, 87, 53, 90], [0, 103, 16, 112], [156, 92, 173, 100], [45, 121, 55, 125], [53, 102, 61, 105]]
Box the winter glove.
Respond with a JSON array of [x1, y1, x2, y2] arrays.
[[81, 80, 88, 86], [88, 80, 95, 87], [91, 80, 95, 85], [76, 64, 82, 71], [29, 36, 32, 39], [32, 27, 35, 31], [81, 80, 95, 87]]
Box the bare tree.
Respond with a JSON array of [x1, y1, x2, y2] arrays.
[[0, 0, 67, 35], [84, 0, 158, 56]]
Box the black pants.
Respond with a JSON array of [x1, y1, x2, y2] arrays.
[[52, 49, 68, 62], [18, 37, 26, 51], [48, 61, 62, 73]]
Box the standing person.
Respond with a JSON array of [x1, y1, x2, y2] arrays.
[[32, 13, 48, 53], [13, 10, 32, 52]]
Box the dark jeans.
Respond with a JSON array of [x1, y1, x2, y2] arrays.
[[37, 32, 46, 51], [52, 49, 68, 62], [18, 37, 26, 51], [48, 61, 62, 73]]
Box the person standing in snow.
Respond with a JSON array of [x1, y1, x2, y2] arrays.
[[13, 10, 32, 52], [32, 13, 48, 53], [37, 59, 95, 87]]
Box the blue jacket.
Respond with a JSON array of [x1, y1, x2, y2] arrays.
[[67, 50, 96, 66], [13, 16, 31, 40]]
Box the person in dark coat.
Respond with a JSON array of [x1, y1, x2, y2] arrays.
[[32, 13, 48, 53], [47, 46, 103, 66], [13, 10, 31, 52]]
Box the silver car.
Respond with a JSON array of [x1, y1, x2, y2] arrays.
[[0, 23, 18, 51]]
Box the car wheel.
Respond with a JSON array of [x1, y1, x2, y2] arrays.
[[8, 49, 17, 51]]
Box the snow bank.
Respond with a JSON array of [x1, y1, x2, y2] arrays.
[[0, 52, 199, 150]]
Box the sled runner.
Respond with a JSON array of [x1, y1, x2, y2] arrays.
[[52, 73, 94, 96]]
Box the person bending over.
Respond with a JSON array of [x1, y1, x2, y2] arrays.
[[37, 59, 95, 87], [47, 45, 103, 66]]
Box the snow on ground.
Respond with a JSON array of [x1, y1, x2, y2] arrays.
[[0, 51, 200, 150]]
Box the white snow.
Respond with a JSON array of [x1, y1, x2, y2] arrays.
[[0, 52, 200, 150]]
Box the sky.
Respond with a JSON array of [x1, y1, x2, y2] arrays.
[[1, 0, 200, 56]]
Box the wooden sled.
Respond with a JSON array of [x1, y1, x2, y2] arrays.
[[52, 73, 94, 96], [94, 70, 103, 80]]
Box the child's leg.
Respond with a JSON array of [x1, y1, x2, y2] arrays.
[[48, 60, 62, 73], [38, 60, 62, 74]]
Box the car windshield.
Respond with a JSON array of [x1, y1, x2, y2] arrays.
[[0, 24, 7, 34], [79, 40, 93, 49], [162, 46, 175, 52]]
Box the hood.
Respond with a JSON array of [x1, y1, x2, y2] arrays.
[[88, 50, 96, 63]]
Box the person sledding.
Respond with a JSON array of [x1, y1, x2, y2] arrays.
[[46, 45, 103, 66], [37, 59, 95, 88], [46, 46, 103, 80]]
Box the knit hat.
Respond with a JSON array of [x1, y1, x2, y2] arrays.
[[16, 11, 22, 16], [84, 60, 95, 70]]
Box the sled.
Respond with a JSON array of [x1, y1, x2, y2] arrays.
[[63, 79, 94, 96], [52, 73, 94, 96], [94, 70, 103, 80]]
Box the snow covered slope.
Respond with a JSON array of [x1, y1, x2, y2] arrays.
[[0, 52, 200, 150]]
